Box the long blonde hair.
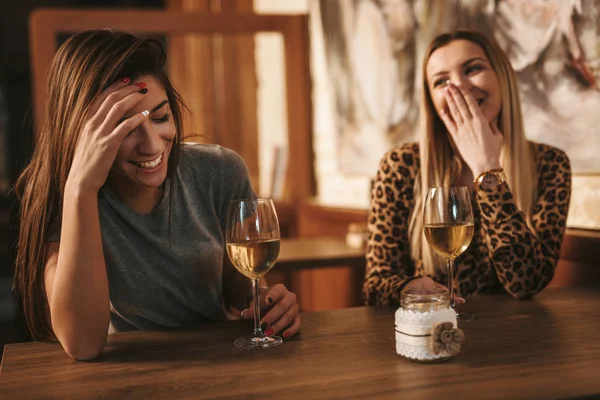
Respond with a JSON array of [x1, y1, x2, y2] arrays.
[[15, 30, 187, 340], [408, 30, 537, 276]]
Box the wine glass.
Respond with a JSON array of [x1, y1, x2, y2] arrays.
[[423, 187, 475, 321], [225, 198, 283, 348]]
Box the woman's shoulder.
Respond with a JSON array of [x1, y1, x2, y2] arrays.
[[530, 141, 571, 171], [177, 143, 249, 184], [178, 143, 245, 169], [179, 142, 239, 160], [379, 142, 420, 169]]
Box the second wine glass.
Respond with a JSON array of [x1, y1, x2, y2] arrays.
[[423, 186, 475, 321], [225, 198, 283, 348]]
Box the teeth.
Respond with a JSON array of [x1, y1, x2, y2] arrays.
[[137, 153, 162, 169]]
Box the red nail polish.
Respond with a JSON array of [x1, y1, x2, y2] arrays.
[[283, 331, 291, 338], [264, 328, 274, 336], [122, 77, 130, 83], [136, 82, 147, 89]]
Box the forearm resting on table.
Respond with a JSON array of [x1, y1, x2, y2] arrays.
[[48, 186, 110, 360]]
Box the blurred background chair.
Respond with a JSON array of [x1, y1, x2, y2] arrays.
[[29, 8, 315, 228]]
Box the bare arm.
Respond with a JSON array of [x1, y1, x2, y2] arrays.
[[45, 78, 150, 360], [45, 189, 110, 360]]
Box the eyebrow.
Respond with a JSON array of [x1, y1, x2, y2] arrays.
[[430, 57, 489, 79], [117, 99, 169, 125], [150, 99, 169, 114]]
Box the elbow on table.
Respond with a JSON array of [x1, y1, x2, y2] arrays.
[[55, 327, 108, 361], [62, 339, 106, 361]]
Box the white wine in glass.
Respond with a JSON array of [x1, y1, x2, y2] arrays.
[[423, 187, 475, 321], [226, 239, 280, 280], [225, 198, 283, 348]]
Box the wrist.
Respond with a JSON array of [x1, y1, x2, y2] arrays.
[[64, 180, 100, 203], [474, 168, 506, 191], [472, 162, 500, 179]]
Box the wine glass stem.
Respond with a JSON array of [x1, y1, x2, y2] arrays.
[[251, 279, 263, 338], [447, 257, 455, 309]]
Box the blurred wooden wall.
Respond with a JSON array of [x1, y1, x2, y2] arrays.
[[167, 0, 260, 193]]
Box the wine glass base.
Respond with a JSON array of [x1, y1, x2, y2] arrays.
[[456, 311, 474, 322], [234, 335, 283, 349]]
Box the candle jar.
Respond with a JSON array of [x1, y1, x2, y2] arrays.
[[395, 285, 464, 362]]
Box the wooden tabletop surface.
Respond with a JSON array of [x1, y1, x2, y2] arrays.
[[278, 237, 365, 269], [1, 286, 599, 399]]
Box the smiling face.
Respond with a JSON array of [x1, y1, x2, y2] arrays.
[[426, 39, 502, 124], [109, 75, 176, 190]]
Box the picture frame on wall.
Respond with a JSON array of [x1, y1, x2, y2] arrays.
[[312, 0, 600, 228]]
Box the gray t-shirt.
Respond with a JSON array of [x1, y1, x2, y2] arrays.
[[47, 144, 255, 332]]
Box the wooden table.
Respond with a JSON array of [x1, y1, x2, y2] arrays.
[[2, 286, 599, 399], [279, 237, 365, 270]]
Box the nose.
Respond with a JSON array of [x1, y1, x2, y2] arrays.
[[136, 121, 164, 155], [454, 75, 472, 91]]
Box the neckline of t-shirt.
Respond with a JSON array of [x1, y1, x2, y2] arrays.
[[100, 177, 172, 217]]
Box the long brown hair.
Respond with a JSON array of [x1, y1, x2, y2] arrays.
[[14, 30, 187, 340], [408, 30, 538, 275]]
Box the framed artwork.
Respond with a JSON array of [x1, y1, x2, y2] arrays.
[[314, 0, 600, 228]]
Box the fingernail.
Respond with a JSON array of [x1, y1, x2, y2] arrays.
[[260, 322, 268, 331], [136, 82, 147, 89], [264, 328, 274, 336], [458, 297, 465, 303], [267, 297, 274, 305], [139, 88, 148, 95], [122, 77, 130, 83], [141, 110, 149, 117], [283, 331, 291, 338]]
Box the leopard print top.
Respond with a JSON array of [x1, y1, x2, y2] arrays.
[[363, 142, 571, 306]]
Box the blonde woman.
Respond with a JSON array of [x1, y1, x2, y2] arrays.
[[363, 30, 571, 306], [15, 30, 300, 360]]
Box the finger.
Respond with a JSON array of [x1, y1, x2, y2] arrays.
[[444, 87, 463, 125], [448, 83, 472, 121], [439, 107, 457, 135], [108, 109, 149, 141], [263, 283, 288, 306], [261, 290, 297, 331], [264, 303, 298, 337], [92, 82, 147, 128], [88, 77, 132, 117], [458, 83, 485, 121], [100, 89, 150, 133], [240, 308, 252, 320], [455, 296, 466, 305], [282, 315, 301, 339]]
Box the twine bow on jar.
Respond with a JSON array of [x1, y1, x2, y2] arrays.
[[430, 322, 465, 356]]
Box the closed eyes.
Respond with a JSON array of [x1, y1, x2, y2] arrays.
[[152, 112, 171, 123], [432, 64, 486, 88]]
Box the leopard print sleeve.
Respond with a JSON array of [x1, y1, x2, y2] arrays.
[[363, 144, 419, 307], [475, 144, 571, 299]]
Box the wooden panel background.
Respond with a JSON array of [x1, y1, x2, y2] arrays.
[[167, 0, 260, 191]]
